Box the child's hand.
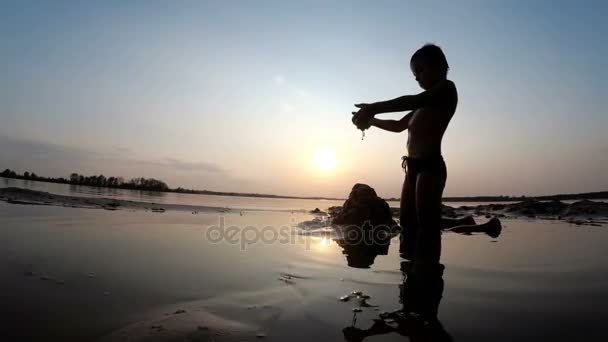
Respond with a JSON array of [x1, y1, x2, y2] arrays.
[[354, 103, 372, 110], [352, 103, 374, 130], [352, 109, 372, 130]]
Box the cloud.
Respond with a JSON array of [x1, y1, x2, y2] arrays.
[[280, 103, 294, 113], [162, 158, 223, 173], [273, 75, 285, 86], [0, 135, 225, 178], [112, 146, 133, 154], [273, 74, 310, 97]]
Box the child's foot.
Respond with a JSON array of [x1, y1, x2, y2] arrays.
[[485, 217, 502, 238]]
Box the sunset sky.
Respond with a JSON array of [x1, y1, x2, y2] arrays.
[[1, 0, 606, 198]]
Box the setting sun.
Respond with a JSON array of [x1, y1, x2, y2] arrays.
[[314, 148, 337, 172]]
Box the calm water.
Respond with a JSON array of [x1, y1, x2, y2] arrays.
[[1, 200, 607, 341], [1, 177, 353, 211], [1, 177, 521, 210]]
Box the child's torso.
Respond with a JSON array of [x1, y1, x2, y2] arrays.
[[406, 85, 458, 158]]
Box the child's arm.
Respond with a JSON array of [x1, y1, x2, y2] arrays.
[[358, 79, 454, 115], [368, 111, 413, 133]]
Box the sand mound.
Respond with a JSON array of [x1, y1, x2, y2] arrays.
[[97, 309, 258, 342]]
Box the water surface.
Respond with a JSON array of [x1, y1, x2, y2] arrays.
[[1, 199, 607, 341]]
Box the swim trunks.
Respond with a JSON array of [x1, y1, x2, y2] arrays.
[[401, 156, 447, 183]]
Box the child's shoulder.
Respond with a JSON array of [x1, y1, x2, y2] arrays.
[[433, 79, 457, 96], [443, 79, 456, 89]]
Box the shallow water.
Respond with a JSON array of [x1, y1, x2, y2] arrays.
[[1, 200, 608, 341], [1, 177, 352, 211], [1, 177, 528, 211]]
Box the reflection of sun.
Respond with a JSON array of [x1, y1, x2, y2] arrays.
[[314, 148, 337, 172], [319, 237, 330, 246]]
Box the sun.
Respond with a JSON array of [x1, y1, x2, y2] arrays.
[[314, 148, 337, 171]]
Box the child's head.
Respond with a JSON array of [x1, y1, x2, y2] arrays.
[[410, 44, 449, 90]]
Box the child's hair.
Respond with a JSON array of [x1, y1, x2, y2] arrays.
[[410, 44, 449, 75]]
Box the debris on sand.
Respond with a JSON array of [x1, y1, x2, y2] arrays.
[[277, 274, 295, 285], [339, 290, 379, 311], [339, 295, 350, 302], [296, 216, 329, 230]]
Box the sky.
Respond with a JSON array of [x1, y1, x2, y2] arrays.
[[1, 0, 607, 198]]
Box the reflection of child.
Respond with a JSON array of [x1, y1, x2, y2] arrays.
[[352, 44, 457, 269]]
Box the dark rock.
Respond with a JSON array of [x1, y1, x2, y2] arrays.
[[310, 207, 327, 215], [562, 200, 608, 217], [504, 200, 568, 216], [327, 206, 343, 217]]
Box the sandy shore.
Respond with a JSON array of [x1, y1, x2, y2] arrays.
[[0, 187, 306, 214], [2, 187, 607, 226]]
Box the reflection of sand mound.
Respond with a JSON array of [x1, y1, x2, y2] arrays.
[[97, 309, 258, 342]]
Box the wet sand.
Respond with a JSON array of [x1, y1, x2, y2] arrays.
[[0, 187, 305, 214], [2, 187, 607, 225], [2, 192, 608, 341]]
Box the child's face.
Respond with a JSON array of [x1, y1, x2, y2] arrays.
[[410, 59, 444, 90]]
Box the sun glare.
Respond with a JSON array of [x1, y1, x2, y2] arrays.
[[314, 148, 337, 172]]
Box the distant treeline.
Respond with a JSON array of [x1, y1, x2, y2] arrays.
[[2, 168, 606, 201], [1, 169, 169, 192], [0, 168, 339, 199], [172, 187, 340, 200]]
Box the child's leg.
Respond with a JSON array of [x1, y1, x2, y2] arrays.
[[414, 173, 446, 266], [440, 216, 476, 229], [446, 217, 502, 238], [399, 173, 418, 260]]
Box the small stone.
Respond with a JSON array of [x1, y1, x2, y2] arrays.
[[174, 309, 187, 314], [339, 295, 350, 302], [351, 291, 362, 296], [256, 333, 266, 338], [197, 326, 209, 331], [352, 308, 363, 313]]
